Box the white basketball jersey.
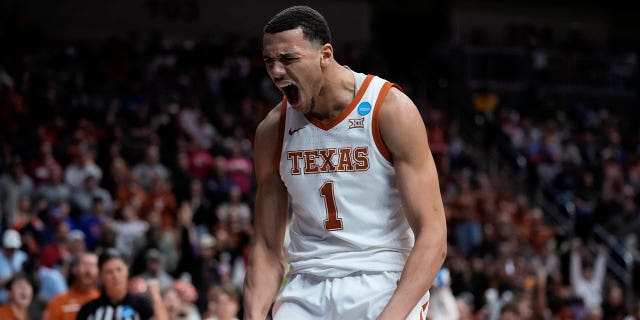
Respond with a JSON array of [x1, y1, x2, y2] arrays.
[[278, 71, 415, 278]]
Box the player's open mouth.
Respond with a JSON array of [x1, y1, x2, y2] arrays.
[[282, 84, 300, 105]]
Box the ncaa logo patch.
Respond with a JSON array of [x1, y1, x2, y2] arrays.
[[357, 102, 371, 115], [122, 305, 135, 318]]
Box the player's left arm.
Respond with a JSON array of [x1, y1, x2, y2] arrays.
[[376, 87, 447, 320]]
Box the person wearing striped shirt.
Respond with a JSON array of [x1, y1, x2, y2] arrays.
[[76, 248, 163, 320]]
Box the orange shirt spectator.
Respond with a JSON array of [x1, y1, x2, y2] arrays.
[[43, 287, 100, 320], [43, 253, 100, 320], [0, 304, 27, 320], [0, 272, 33, 320]]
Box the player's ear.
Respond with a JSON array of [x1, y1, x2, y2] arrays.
[[320, 43, 333, 67]]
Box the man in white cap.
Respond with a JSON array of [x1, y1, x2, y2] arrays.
[[0, 229, 28, 303]]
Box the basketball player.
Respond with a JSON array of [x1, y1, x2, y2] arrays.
[[243, 6, 447, 320]]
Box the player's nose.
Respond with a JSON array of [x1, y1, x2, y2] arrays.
[[269, 61, 286, 79]]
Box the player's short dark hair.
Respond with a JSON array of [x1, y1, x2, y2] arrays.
[[98, 247, 126, 270], [264, 6, 332, 45]]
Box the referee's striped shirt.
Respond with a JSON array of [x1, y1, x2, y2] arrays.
[[76, 293, 154, 320]]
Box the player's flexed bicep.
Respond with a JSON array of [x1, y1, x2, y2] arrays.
[[376, 88, 447, 320], [243, 106, 289, 320]]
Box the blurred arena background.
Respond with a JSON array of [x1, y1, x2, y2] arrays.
[[0, 0, 639, 319]]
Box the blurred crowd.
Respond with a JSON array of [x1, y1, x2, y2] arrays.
[[0, 12, 639, 320], [0, 18, 271, 318], [457, 20, 640, 320]]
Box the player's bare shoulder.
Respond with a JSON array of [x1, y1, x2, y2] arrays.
[[378, 86, 424, 131], [378, 86, 429, 158], [381, 86, 418, 114]]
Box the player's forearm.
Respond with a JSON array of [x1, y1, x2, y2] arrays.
[[243, 245, 285, 320], [377, 227, 446, 320]]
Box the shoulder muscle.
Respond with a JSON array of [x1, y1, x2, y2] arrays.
[[378, 88, 429, 162]]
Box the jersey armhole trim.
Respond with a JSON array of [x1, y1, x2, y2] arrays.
[[275, 98, 287, 170], [372, 82, 403, 163]]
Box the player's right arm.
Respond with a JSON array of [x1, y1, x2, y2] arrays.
[[243, 105, 289, 320]]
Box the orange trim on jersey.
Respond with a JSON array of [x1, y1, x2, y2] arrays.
[[419, 300, 430, 320], [305, 74, 374, 130], [372, 82, 403, 163], [275, 99, 287, 170], [422, 300, 429, 312]]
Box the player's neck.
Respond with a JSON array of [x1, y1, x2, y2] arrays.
[[309, 63, 356, 122]]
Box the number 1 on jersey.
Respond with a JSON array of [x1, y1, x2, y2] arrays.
[[320, 181, 343, 231]]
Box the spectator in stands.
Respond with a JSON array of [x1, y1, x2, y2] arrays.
[[0, 70, 26, 136], [142, 175, 177, 228], [75, 197, 110, 251], [215, 185, 250, 233], [570, 238, 608, 312], [223, 145, 252, 195], [39, 222, 72, 270], [70, 174, 113, 213], [35, 166, 71, 206], [204, 285, 240, 320], [138, 249, 174, 293], [163, 282, 201, 320], [190, 180, 216, 235], [108, 157, 137, 203], [188, 138, 217, 181], [171, 152, 195, 204], [0, 157, 34, 229], [0, 229, 28, 304], [67, 229, 88, 260], [11, 195, 48, 247], [450, 193, 483, 256], [43, 252, 100, 320], [173, 279, 200, 319], [182, 233, 221, 314], [113, 202, 148, 259], [455, 294, 475, 320], [64, 147, 102, 191], [0, 272, 33, 320], [600, 282, 628, 320], [131, 224, 178, 276], [26, 141, 62, 186], [27, 141, 62, 186], [427, 267, 460, 319], [19, 255, 67, 318], [206, 159, 235, 205], [498, 303, 520, 320], [132, 144, 170, 192]]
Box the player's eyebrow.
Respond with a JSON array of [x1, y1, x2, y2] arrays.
[[264, 52, 300, 61]]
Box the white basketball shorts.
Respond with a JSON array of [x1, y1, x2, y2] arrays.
[[272, 271, 430, 320]]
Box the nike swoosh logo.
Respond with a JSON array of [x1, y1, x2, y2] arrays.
[[288, 127, 304, 135]]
